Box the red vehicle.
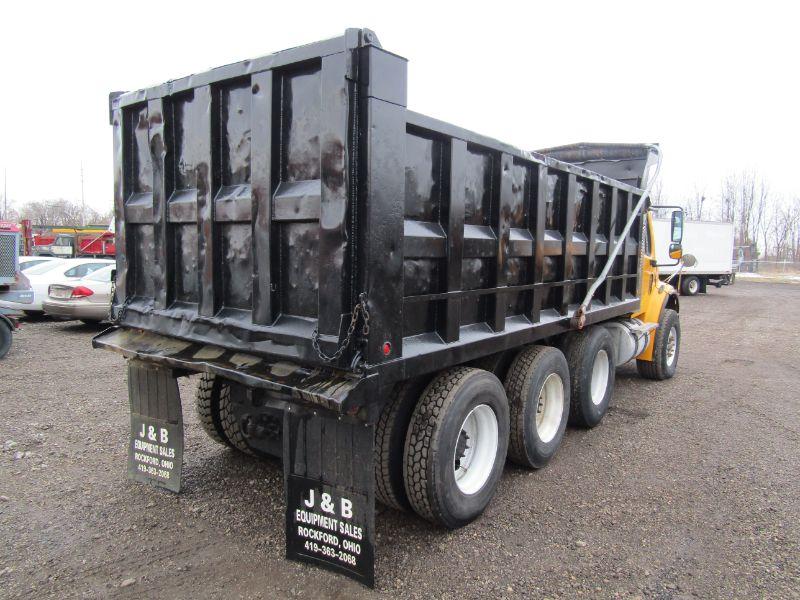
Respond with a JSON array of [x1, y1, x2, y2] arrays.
[[28, 226, 116, 258], [77, 230, 116, 257]]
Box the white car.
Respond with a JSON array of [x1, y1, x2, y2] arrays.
[[43, 264, 115, 323], [19, 256, 61, 272], [0, 258, 114, 313]]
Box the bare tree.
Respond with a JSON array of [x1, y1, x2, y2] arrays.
[[783, 198, 800, 261], [766, 198, 799, 261], [720, 175, 737, 225], [719, 171, 771, 252], [683, 186, 707, 220], [752, 178, 769, 259], [651, 179, 665, 205], [19, 199, 111, 227]]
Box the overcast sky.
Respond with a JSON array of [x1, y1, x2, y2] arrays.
[[1, 1, 796, 215]]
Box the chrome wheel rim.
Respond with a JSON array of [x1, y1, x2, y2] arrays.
[[590, 349, 610, 406], [536, 373, 564, 444], [453, 404, 499, 495], [688, 279, 699, 294], [666, 327, 678, 366]]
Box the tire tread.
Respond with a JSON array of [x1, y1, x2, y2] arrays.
[[195, 373, 231, 447], [504, 345, 551, 466], [375, 381, 417, 511], [404, 367, 477, 525], [637, 308, 680, 380], [561, 327, 615, 428], [219, 382, 255, 456]]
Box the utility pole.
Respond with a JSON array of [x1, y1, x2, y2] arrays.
[[3, 168, 6, 221], [80, 162, 86, 226]]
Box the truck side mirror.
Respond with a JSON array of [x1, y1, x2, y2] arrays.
[[668, 242, 683, 260], [670, 210, 683, 243]]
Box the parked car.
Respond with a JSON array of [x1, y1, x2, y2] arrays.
[[43, 264, 114, 323], [0, 258, 113, 313], [19, 256, 60, 272]]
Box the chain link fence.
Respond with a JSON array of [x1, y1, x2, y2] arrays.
[[736, 260, 800, 280]]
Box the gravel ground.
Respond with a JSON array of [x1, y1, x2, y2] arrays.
[[0, 281, 798, 599]]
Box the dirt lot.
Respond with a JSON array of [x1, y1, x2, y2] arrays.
[[0, 281, 798, 599]]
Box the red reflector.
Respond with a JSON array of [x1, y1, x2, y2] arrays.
[[382, 342, 392, 357], [71, 286, 94, 298]]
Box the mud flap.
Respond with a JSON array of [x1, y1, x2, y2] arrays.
[[126, 360, 184, 493], [283, 408, 375, 587]]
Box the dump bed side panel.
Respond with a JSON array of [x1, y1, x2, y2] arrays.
[[388, 112, 643, 376]]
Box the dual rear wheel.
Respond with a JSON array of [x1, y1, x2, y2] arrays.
[[195, 373, 261, 456], [378, 326, 620, 528]]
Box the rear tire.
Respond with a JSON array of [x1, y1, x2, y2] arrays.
[[196, 374, 262, 456], [195, 373, 233, 447], [219, 381, 258, 456], [681, 275, 700, 296], [375, 380, 427, 511], [504, 345, 570, 469], [637, 309, 680, 380], [561, 327, 616, 428], [403, 367, 509, 529], [0, 322, 12, 359]]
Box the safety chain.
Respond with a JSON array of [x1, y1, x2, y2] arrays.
[[311, 292, 370, 363], [108, 279, 133, 324]]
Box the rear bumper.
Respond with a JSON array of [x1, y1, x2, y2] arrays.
[[92, 327, 377, 415], [0, 290, 34, 309], [43, 300, 108, 321]]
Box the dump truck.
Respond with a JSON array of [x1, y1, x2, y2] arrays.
[[94, 29, 688, 587]]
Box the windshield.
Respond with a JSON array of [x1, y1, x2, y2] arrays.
[[84, 265, 114, 282], [24, 260, 66, 275], [63, 262, 113, 278], [19, 259, 50, 271]]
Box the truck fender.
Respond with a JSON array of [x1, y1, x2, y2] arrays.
[[665, 290, 679, 313]]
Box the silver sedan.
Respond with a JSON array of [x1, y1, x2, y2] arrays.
[[42, 265, 114, 323]]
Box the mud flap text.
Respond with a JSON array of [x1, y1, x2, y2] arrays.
[[286, 476, 373, 585], [283, 411, 375, 587], [126, 361, 183, 493]]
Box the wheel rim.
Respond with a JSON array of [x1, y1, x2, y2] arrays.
[[665, 327, 678, 367], [590, 349, 610, 406], [535, 373, 564, 444], [688, 279, 699, 294], [453, 404, 499, 495]]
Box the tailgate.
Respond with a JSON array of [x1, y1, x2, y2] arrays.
[[113, 31, 370, 366]]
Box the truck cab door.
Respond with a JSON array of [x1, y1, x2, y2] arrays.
[[640, 213, 658, 294]]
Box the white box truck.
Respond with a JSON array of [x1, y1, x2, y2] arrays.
[[654, 218, 735, 295]]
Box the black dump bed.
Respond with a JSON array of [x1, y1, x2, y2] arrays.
[[106, 28, 646, 390]]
